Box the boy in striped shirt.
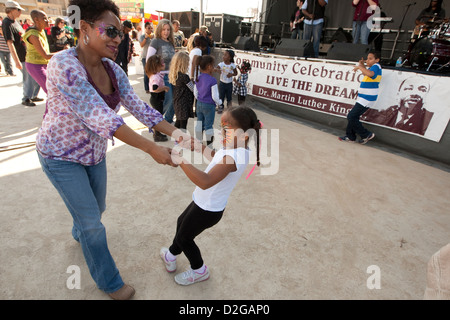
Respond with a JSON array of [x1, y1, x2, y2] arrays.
[[339, 50, 381, 144]]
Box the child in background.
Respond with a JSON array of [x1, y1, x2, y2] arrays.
[[233, 61, 252, 105], [216, 49, 237, 113], [169, 51, 194, 130], [146, 54, 169, 142], [339, 50, 382, 145], [193, 55, 222, 147], [161, 106, 262, 285], [188, 35, 208, 81]]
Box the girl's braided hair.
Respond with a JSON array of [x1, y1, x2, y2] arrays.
[[228, 106, 261, 166]]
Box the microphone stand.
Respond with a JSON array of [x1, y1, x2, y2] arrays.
[[389, 2, 416, 62]]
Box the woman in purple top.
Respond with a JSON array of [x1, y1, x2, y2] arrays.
[[36, 0, 188, 300], [193, 55, 222, 147]]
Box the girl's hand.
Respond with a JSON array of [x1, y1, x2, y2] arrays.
[[148, 145, 178, 167], [176, 135, 200, 152], [227, 72, 233, 78], [170, 149, 185, 165], [163, 86, 170, 92]]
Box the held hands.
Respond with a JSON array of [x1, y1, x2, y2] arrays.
[[148, 144, 178, 167]]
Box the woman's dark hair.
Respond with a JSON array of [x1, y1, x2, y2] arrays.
[[228, 106, 261, 166], [69, 0, 121, 36], [193, 35, 208, 49], [194, 55, 215, 82]]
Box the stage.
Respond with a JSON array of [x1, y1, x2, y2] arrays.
[[211, 48, 450, 166]]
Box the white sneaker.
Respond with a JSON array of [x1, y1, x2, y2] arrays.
[[160, 247, 177, 273], [174, 266, 210, 285]]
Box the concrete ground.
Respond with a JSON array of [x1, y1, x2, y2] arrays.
[[1, 60, 449, 300]]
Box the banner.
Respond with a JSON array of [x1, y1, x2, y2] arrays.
[[234, 52, 450, 142]]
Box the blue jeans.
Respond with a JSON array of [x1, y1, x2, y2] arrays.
[[37, 153, 124, 293], [141, 58, 149, 92], [21, 62, 40, 101], [163, 74, 174, 123], [303, 22, 323, 58], [291, 29, 303, 40], [352, 21, 370, 45], [195, 101, 216, 142], [346, 102, 371, 141], [0, 51, 13, 75]]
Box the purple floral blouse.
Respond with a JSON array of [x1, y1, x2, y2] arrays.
[[36, 47, 163, 166]]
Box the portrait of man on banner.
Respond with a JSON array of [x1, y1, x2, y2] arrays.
[[364, 75, 434, 136]]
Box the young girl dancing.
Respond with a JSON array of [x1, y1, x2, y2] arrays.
[[169, 51, 194, 130], [161, 106, 262, 285], [193, 55, 222, 147], [146, 54, 169, 142]]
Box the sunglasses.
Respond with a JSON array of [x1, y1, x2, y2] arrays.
[[85, 21, 124, 40]]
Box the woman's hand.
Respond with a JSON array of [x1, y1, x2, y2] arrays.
[[148, 144, 178, 167]]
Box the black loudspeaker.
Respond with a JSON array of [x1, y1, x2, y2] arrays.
[[274, 39, 314, 57], [232, 36, 260, 52], [326, 43, 372, 62], [319, 43, 332, 56]]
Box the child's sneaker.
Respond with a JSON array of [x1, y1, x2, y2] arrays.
[[174, 266, 210, 285], [338, 136, 355, 143], [359, 132, 375, 145], [160, 247, 177, 273]]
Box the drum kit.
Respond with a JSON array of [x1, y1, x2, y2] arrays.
[[405, 16, 450, 72]]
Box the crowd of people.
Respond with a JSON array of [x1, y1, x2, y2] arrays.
[[0, 1, 76, 106]]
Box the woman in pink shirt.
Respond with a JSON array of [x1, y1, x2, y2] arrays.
[[36, 0, 188, 300]]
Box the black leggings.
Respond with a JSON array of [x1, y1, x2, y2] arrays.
[[169, 201, 223, 269]]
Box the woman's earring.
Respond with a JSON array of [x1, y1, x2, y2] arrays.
[[83, 34, 89, 45]]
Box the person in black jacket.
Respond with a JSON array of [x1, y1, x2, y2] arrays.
[[114, 20, 133, 76], [50, 17, 70, 52]]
